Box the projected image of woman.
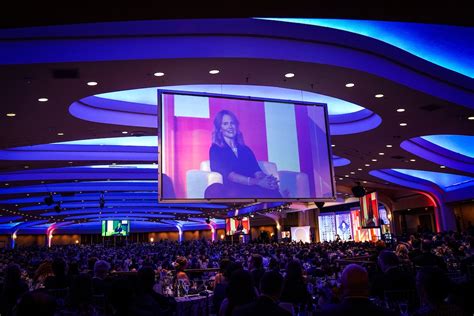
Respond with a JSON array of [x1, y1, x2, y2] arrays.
[[207, 110, 281, 199]]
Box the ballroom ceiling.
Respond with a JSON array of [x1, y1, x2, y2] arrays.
[[0, 12, 472, 234]]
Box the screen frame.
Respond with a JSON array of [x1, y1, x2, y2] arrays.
[[158, 89, 337, 203]]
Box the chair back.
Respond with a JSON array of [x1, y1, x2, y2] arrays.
[[383, 289, 419, 312]]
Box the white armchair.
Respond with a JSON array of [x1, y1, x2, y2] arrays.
[[186, 160, 310, 199]]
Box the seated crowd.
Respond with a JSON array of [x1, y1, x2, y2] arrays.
[[0, 229, 473, 315]]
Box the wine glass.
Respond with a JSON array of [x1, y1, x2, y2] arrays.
[[399, 301, 408, 316], [183, 283, 189, 297]]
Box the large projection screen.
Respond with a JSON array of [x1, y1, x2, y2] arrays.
[[158, 90, 336, 202]]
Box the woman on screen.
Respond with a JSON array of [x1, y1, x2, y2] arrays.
[[207, 109, 281, 199]]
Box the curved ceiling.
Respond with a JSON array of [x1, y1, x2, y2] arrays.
[[0, 17, 473, 234]]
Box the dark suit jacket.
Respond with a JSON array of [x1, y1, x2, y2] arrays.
[[232, 296, 291, 316]]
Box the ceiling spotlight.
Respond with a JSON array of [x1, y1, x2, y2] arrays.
[[345, 83, 355, 88], [87, 81, 98, 86], [396, 108, 405, 112], [331, 144, 335, 147], [378, 152, 384, 155], [6, 113, 16, 117], [122, 131, 128, 134], [24, 165, 29, 169], [468, 116, 474, 120], [338, 178, 343, 180], [344, 175, 349, 177], [205, 217, 211, 224], [371, 159, 377, 162], [209, 69, 220, 75], [410, 159, 416, 162], [386, 144, 393, 148], [38, 98, 48, 102], [154, 72, 165, 77], [399, 123, 407, 126], [365, 164, 370, 167], [284, 73, 295, 78], [375, 94, 384, 98], [57, 132, 64, 136], [350, 171, 355, 174], [357, 168, 362, 171]]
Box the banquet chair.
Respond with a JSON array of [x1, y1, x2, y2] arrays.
[[186, 160, 310, 198]]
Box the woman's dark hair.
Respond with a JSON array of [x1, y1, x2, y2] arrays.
[[285, 259, 304, 282], [212, 110, 245, 147], [225, 269, 256, 316]]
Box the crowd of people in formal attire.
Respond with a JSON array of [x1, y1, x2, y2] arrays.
[[0, 229, 473, 315]]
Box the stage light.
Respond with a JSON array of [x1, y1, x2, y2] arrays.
[[205, 217, 211, 224], [99, 192, 105, 209], [315, 202, 325, 210], [351, 182, 367, 197], [44, 193, 54, 206], [54, 202, 61, 213]]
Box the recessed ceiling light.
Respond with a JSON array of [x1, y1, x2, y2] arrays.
[[87, 81, 98, 86], [284, 73, 295, 78], [410, 159, 416, 162], [24, 165, 29, 169], [350, 171, 355, 174], [122, 131, 128, 134], [338, 178, 343, 180], [357, 168, 362, 171], [38, 98, 48, 102], [68, 161, 73, 164], [365, 164, 370, 167], [396, 108, 405, 112], [440, 165, 446, 168], [6, 113, 16, 117], [344, 175, 349, 177], [331, 144, 335, 147], [209, 69, 220, 75], [154, 72, 165, 77], [57, 132, 64, 136], [468, 116, 474, 120], [378, 152, 384, 155], [371, 159, 377, 162], [363, 181, 367, 184], [375, 94, 384, 98], [345, 83, 355, 88], [386, 144, 393, 148], [399, 123, 407, 126], [5, 183, 9, 186]]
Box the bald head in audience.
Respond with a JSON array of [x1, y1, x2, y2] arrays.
[[340, 264, 369, 298]]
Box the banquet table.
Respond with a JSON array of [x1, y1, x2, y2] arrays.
[[175, 292, 213, 316]]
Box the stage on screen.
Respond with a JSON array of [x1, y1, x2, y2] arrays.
[[158, 90, 336, 202]]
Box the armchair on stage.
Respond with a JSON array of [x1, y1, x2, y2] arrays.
[[186, 160, 310, 199]]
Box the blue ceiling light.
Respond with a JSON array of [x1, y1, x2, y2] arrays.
[[97, 85, 364, 115], [333, 155, 351, 167], [71, 85, 380, 135], [401, 135, 474, 174], [391, 169, 474, 191], [58, 136, 157, 147], [260, 18, 474, 78], [420, 135, 474, 158]]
